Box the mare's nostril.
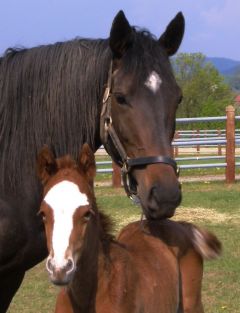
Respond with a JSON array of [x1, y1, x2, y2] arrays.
[[149, 185, 159, 204], [149, 185, 157, 198], [65, 258, 74, 273]]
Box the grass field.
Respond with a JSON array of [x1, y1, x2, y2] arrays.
[[8, 181, 240, 313]]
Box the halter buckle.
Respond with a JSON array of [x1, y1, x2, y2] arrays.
[[176, 166, 180, 177], [104, 116, 112, 131], [129, 194, 141, 206], [122, 161, 130, 174]]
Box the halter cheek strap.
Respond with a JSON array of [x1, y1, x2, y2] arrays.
[[100, 61, 179, 202]]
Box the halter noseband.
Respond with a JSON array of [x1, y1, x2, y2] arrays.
[[100, 61, 179, 202]]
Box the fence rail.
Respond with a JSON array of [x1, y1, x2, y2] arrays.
[[96, 105, 239, 185]]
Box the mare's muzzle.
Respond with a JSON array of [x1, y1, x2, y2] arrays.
[[121, 155, 179, 201]]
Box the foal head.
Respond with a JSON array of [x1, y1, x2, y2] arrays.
[[37, 144, 96, 285]]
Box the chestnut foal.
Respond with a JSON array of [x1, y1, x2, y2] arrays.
[[37, 144, 221, 313]]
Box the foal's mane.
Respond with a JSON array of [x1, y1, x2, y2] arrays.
[[56, 155, 79, 171], [98, 211, 116, 247]]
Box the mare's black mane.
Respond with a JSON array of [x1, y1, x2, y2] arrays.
[[0, 38, 110, 193], [0, 27, 170, 194]]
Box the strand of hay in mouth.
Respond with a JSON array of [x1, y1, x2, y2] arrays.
[[173, 207, 239, 224]]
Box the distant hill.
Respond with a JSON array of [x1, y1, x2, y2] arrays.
[[172, 55, 240, 92], [206, 57, 240, 92], [223, 64, 240, 76], [206, 57, 240, 75]]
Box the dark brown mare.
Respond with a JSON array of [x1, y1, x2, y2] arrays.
[[0, 11, 185, 310], [37, 144, 221, 313]]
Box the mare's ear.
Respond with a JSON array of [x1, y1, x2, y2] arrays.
[[37, 145, 57, 184], [79, 143, 96, 180], [109, 10, 133, 58], [159, 12, 185, 56]]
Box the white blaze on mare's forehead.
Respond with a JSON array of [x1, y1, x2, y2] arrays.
[[44, 180, 89, 268], [144, 71, 162, 93]]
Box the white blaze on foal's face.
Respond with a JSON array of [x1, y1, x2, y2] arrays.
[[144, 71, 162, 93], [44, 180, 89, 268]]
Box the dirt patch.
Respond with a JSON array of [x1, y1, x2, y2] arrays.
[[113, 207, 240, 229], [113, 213, 141, 231], [173, 206, 240, 224]]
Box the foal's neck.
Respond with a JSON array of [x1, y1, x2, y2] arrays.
[[67, 213, 109, 313]]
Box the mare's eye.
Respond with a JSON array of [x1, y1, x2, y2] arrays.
[[114, 94, 127, 105]]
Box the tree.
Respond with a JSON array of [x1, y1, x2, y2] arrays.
[[172, 53, 234, 121], [227, 67, 240, 92]]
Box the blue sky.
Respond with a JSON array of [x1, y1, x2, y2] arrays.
[[0, 0, 239, 60]]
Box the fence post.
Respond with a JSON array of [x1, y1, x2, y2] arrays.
[[225, 105, 235, 183], [217, 129, 222, 156], [112, 161, 121, 188], [196, 129, 200, 153], [174, 131, 179, 157]]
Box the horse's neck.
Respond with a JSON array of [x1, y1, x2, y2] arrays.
[[68, 219, 127, 313], [68, 218, 103, 313]]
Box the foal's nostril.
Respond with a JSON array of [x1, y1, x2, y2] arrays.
[[46, 257, 54, 274], [65, 258, 74, 273]]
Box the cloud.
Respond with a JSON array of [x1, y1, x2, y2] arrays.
[[182, 0, 240, 59]]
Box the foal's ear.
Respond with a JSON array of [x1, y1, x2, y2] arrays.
[[159, 12, 185, 56], [109, 10, 133, 58], [79, 143, 96, 180], [37, 145, 57, 184]]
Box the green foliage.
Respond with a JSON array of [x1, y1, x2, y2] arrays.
[[173, 53, 234, 129], [227, 66, 240, 92]]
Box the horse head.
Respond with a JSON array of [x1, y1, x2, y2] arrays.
[[37, 144, 96, 285], [101, 11, 184, 219]]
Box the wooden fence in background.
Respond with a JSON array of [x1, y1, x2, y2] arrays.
[[96, 105, 240, 186]]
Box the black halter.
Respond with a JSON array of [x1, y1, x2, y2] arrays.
[[100, 61, 179, 202]]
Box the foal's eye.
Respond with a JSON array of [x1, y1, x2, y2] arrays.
[[83, 211, 91, 221], [39, 211, 46, 222]]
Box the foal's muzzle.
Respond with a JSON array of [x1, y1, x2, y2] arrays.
[[46, 256, 75, 285]]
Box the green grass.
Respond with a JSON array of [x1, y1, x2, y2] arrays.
[[8, 181, 240, 313]]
